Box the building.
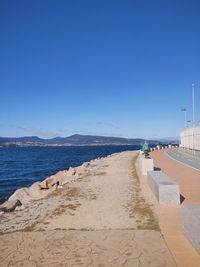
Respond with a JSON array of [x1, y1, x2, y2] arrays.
[[180, 125, 200, 151]]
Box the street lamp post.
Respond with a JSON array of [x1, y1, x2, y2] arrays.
[[181, 108, 187, 150], [192, 83, 195, 124], [192, 83, 195, 155], [181, 108, 187, 128], [187, 120, 191, 152]]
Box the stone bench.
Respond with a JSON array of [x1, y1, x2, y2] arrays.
[[182, 204, 200, 253], [138, 154, 154, 175], [147, 171, 180, 204]]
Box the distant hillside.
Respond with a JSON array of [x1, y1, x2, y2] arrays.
[[0, 134, 165, 146]]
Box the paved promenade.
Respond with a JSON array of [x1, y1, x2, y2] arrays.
[[149, 149, 200, 267], [0, 230, 176, 267], [151, 149, 200, 204]]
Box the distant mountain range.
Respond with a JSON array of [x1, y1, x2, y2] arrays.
[[0, 134, 178, 146]]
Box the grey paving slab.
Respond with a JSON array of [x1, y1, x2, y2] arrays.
[[182, 204, 200, 253]]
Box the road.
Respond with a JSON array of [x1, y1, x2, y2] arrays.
[[165, 148, 200, 171]]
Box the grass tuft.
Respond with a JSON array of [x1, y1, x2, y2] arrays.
[[127, 155, 160, 231]]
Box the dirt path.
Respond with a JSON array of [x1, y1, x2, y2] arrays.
[[35, 151, 157, 231]]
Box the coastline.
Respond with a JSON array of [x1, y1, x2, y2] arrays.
[[0, 142, 141, 147], [0, 145, 142, 204], [0, 150, 158, 232], [0, 150, 176, 266]]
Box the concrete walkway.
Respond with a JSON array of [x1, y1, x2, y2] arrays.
[[149, 149, 200, 267], [0, 230, 176, 267]]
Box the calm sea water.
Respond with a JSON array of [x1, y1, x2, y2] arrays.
[[0, 145, 141, 204]]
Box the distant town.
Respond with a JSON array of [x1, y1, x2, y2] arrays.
[[0, 134, 178, 147]]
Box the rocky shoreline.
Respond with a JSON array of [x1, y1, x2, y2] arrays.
[[0, 150, 160, 234], [0, 155, 109, 232]]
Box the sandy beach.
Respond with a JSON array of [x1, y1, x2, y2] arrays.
[[0, 151, 176, 266]]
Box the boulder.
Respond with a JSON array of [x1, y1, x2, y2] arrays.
[[8, 188, 32, 203], [82, 162, 90, 168], [46, 168, 78, 186], [39, 180, 49, 189], [39, 170, 70, 189], [15, 205, 25, 211], [4, 166, 86, 207], [75, 165, 87, 177], [7, 182, 57, 204], [0, 199, 22, 212]]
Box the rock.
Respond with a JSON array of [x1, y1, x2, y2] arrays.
[[0, 211, 4, 216], [57, 185, 63, 189], [8, 188, 33, 203], [39, 180, 48, 189], [82, 162, 90, 168], [4, 161, 100, 208], [7, 181, 58, 204], [0, 199, 22, 212], [15, 205, 25, 211], [75, 165, 87, 176], [68, 167, 77, 175], [40, 170, 70, 189]]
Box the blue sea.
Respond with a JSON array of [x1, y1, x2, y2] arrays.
[[0, 145, 141, 204]]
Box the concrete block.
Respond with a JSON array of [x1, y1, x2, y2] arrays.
[[147, 171, 180, 204], [138, 155, 154, 175], [182, 204, 200, 253]]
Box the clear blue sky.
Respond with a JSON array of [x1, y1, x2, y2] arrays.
[[1, 0, 200, 139]]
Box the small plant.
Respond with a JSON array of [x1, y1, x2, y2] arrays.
[[66, 187, 80, 197], [94, 172, 106, 176], [37, 228, 45, 232], [23, 225, 35, 232]]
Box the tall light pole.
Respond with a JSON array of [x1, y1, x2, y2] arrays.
[[192, 83, 196, 155], [192, 83, 195, 124], [181, 108, 187, 150], [181, 108, 187, 127]]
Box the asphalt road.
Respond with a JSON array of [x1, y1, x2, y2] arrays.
[[165, 149, 200, 171]]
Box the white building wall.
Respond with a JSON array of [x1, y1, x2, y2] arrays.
[[180, 126, 200, 151]]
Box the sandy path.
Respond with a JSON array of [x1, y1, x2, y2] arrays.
[[38, 151, 140, 230]]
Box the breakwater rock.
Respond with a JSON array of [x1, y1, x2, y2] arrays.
[[0, 156, 109, 232]]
